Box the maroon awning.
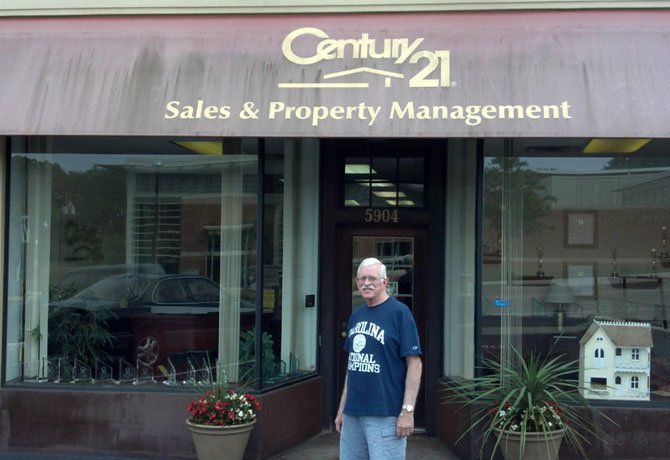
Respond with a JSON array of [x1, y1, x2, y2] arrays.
[[1, 11, 669, 137]]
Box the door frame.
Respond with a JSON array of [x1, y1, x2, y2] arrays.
[[318, 139, 446, 437]]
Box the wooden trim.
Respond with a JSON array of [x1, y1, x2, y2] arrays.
[[320, 138, 445, 435]]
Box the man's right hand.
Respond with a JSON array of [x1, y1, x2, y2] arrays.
[[334, 411, 344, 433]]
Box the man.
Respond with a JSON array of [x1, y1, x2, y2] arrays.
[[335, 257, 422, 460]]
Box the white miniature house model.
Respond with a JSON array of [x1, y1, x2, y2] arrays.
[[579, 320, 653, 401]]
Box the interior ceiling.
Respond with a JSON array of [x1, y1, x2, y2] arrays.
[[520, 138, 669, 156], [51, 137, 213, 155], [47, 136, 670, 157]]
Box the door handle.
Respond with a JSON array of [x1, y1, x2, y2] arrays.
[[340, 322, 348, 339]]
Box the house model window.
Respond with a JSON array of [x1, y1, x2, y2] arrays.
[[632, 376, 640, 389], [591, 377, 607, 390]]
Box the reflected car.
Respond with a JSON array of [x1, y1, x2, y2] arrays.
[[50, 263, 165, 301], [48, 273, 254, 368]]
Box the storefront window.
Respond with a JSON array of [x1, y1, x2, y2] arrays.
[[258, 139, 320, 388], [482, 138, 670, 403], [4, 137, 318, 390]]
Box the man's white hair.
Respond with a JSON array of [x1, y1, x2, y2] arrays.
[[357, 257, 388, 279]]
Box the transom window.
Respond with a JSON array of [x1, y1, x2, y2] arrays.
[[344, 156, 424, 208]]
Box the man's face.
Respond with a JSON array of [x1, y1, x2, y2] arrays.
[[356, 263, 388, 306]]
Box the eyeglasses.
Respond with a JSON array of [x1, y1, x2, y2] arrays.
[[356, 276, 382, 284]]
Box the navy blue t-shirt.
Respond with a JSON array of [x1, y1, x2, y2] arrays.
[[343, 297, 422, 417]]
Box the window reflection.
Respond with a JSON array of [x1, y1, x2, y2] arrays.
[[482, 138, 670, 403], [5, 137, 319, 390]]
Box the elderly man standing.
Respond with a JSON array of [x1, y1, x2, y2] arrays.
[[335, 257, 422, 460]]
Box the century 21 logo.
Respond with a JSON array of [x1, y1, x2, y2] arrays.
[[280, 27, 451, 89]]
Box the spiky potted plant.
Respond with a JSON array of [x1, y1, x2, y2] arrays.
[[444, 347, 615, 460]]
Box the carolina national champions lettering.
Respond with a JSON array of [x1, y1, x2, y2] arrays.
[[163, 27, 573, 128], [348, 321, 385, 374]]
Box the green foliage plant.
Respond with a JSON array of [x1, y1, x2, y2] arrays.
[[238, 329, 279, 385], [47, 305, 116, 365], [444, 347, 616, 459]]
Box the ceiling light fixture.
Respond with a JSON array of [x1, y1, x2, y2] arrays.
[[359, 181, 395, 188], [174, 141, 223, 155], [583, 138, 651, 154], [373, 191, 406, 198], [386, 200, 415, 206], [345, 164, 377, 175]]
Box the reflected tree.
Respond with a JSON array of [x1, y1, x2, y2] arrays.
[[484, 157, 557, 254]]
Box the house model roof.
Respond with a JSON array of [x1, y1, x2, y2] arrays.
[[580, 320, 654, 348]]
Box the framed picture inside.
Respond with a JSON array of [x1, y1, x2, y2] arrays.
[[564, 262, 598, 299], [564, 210, 598, 249]]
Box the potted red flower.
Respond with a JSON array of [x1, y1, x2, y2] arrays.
[[186, 386, 261, 460]]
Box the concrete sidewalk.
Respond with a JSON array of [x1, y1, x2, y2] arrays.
[[0, 432, 460, 460], [0, 453, 152, 459], [1, 434, 661, 460], [266, 431, 460, 460]]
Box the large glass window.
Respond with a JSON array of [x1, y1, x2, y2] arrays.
[[257, 139, 320, 388], [4, 137, 318, 390], [481, 138, 670, 403]]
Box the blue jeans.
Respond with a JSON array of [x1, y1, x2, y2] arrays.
[[340, 414, 406, 460]]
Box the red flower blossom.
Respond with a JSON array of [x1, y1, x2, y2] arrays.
[[186, 387, 260, 427]]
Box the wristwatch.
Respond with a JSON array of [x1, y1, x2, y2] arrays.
[[402, 404, 414, 413]]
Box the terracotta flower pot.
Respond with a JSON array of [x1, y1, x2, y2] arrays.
[[494, 427, 565, 460], [186, 419, 256, 460]]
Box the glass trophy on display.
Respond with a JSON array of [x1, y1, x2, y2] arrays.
[[37, 358, 48, 383], [135, 360, 156, 385], [117, 358, 135, 384], [215, 360, 228, 386], [95, 359, 114, 382], [39, 357, 60, 382], [289, 353, 300, 375], [186, 358, 197, 386], [163, 358, 178, 386], [60, 357, 75, 383], [199, 358, 212, 385], [73, 357, 93, 383]]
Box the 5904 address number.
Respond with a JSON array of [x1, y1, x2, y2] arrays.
[[364, 208, 399, 223]]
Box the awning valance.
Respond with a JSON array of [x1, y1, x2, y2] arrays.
[[1, 11, 669, 137]]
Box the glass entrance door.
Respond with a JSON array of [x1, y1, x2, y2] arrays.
[[350, 236, 415, 312], [336, 227, 427, 428]]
